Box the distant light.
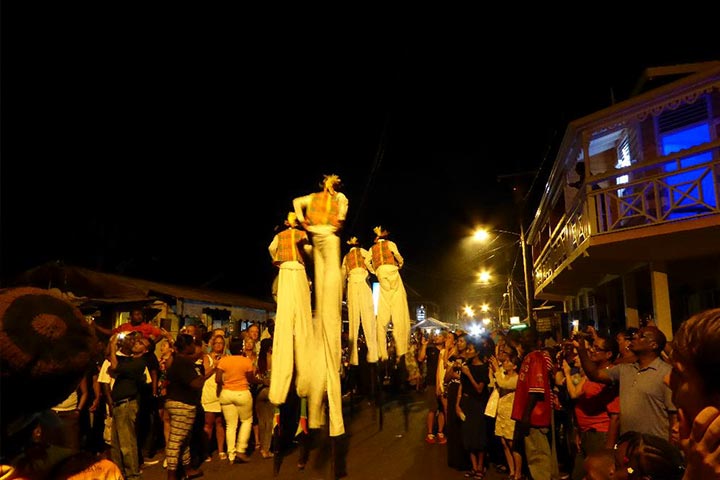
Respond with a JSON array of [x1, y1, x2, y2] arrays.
[[469, 324, 484, 336], [473, 228, 490, 242], [510, 316, 520, 325], [480, 304, 490, 312], [509, 324, 528, 331], [463, 305, 474, 317], [478, 271, 491, 283], [482, 318, 491, 326]]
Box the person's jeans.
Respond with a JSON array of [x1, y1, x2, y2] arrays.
[[111, 399, 140, 480], [220, 389, 253, 459]]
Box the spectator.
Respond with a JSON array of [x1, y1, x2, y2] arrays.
[[164, 333, 204, 480], [418, 331, 446, 444], [564, 335, 619, 480], [614, 327, 638, 365], [0, 287, 96, 479], [511, 326, 560, 480], [93, 307, 164, 343], [201, 334, 227, 460], [215, 337, 255, 463], [666, 307, 720, 478], [104, 331, 150, 480], [455, 335, 491, 479], [489, 346, 523, 480], [576, 326, 678, 441], [612, 431, 685, 480]]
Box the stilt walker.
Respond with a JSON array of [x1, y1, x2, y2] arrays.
[[341, 236, 379, 367], [267, 212, 314, 408], [369, 226, 411, 362], [293, 174, 348, 440]]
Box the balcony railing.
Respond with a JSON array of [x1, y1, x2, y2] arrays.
[[534, 140, 720, 293]]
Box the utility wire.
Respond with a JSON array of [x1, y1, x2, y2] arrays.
[[348, 112, 391, 233]]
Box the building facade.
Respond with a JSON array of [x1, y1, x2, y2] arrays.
[[527, 62, 720, 339]]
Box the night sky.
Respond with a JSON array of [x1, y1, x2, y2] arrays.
[[2, 14, 718, 320]]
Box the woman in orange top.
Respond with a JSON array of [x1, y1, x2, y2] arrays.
[[215, 337, 255, 464]]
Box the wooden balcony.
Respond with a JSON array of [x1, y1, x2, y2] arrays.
[[533, 140, 720, 298]]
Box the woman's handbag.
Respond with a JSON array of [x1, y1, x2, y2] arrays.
[[484, 387, 500, 418]]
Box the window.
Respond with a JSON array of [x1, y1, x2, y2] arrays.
[[657, 97, 715, 219]]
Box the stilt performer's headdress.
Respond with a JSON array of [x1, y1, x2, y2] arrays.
[[346, 236, 360, 246], [320, 174, 342, 190], [373, 226, 389, 239], [285, 212, 298, 227]]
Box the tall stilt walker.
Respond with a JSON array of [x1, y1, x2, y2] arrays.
[[342, 236, 379, 366], [369, 226, 410, 362], [267, 212, 314, 407], [293, 174, 348, 439]]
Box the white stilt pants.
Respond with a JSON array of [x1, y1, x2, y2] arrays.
[[375, 264, 410, 361], [269, 261, 313, 406], [346, 268, 378, 365]]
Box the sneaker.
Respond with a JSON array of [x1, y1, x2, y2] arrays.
[[162, 458, 167, 469], [218, 452, 227, 461], [436, 432, 447, 444], [235, 452, 251, 463], [425, 433, 436, 444], [204, 456, 212, 462]]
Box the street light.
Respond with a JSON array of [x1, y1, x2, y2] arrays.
[[472, 226, 532, 325]]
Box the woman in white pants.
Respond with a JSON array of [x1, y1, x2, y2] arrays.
[[215, 337, 255, 464]]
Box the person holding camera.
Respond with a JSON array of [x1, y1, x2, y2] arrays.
[[574, 326, 677, 442], [98, 331, 151, 480]]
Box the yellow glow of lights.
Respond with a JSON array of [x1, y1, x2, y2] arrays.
[[478, 271, 491, 283], [473, 228, 491, 242]]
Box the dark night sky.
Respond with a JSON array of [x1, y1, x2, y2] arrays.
[[2, 12, 718, 319]]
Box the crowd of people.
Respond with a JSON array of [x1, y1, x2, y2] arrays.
[[0, 290, 279, 480], [404, 308, 720, 479], [1, 290, 720, 480]]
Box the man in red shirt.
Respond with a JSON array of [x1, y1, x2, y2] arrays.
[[92, 307, 164, 342], [511, 327, 560, 480]]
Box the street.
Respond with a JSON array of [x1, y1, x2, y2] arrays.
[[140, 392, 509, 480]]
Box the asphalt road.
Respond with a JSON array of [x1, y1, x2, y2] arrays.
[[140, 392, 511, 480]]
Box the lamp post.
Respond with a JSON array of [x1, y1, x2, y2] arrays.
[[473, 226, 533, 326]]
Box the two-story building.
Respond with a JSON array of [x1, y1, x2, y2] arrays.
[[527, 61, 720, 339]]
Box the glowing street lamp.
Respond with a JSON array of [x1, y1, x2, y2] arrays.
[[477, 270, 492, 284], [472, 226, 532, 325]]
